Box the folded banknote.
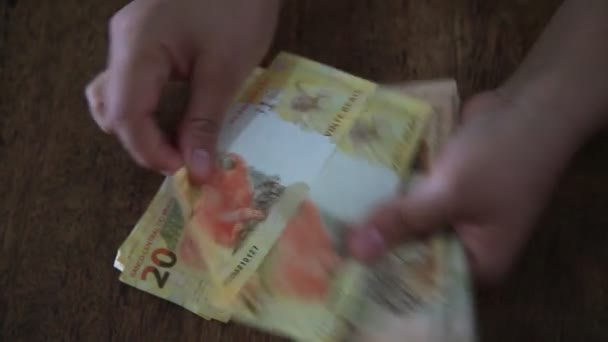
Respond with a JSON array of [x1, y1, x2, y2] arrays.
[[113, 52, 476, 342]]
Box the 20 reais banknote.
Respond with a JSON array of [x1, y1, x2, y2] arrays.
[[113, 52, 476, 342]]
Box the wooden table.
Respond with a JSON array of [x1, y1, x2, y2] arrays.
[[2, 0, 607, 341]]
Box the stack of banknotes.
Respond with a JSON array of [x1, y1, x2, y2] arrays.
[[112, 52, 476, 342]]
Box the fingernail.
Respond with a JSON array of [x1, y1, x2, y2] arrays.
[[191, 148, 211, 179], [351, 226, 386, 260]]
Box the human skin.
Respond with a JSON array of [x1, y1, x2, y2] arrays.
[[349, 0, 608, 284], [85, 0, 608, 284]]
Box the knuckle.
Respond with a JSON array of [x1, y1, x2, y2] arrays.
[[105, 109, 129, 128], [475, 257, 508, 287], [189, 117, 218, 135], [395, 206, 414, 231], [84, 83, 95, 102], [109, 10, 134, 36], [435, 180, 455, 203], [442, 179, 463, 205], [430, 169, 460, 203], [132, 148, 168, 172], [85, 83, 104, 113], [108, 0, 163, 39], [131, 150, 155, 170], [133, 157, 153, 171], [199, 60, 241, 87], [108, 4, 147, 38]]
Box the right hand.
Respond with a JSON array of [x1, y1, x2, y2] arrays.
[[350, 89, 584, 284], [85, 0, 280, 183]]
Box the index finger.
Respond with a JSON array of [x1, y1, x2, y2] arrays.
[[104, 50, 183, 174]]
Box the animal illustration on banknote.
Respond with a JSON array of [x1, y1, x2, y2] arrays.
[[348, 116, 383, 145], [176, 153, 286, 273], [238, 199, 346, 313], [268, 199, 344, 299], [290, 80, 328, 112], [192, 153, 263, 247], [231, 169, 285, 254], [342, 114, 398, 167], [288, 80, 331, 128]]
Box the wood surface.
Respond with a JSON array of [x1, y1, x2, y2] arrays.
[[2, 0, 607, 341]]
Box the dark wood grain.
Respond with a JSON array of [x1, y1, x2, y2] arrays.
[[1, 0, 607, 341]]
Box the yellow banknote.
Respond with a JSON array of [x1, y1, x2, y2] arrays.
[[217, 88, 436, 341], [111, 51, 476, 341], [231, 196, 363, 341], [431, 233, 477, 342], [113, 67, 269, 322], [197, 79, 431, 308], [183, 165, 311, 309], [249, 52, 377, 140], [345, 232, 476, 342], [188, 53, 381, 307], [227, 78, 474, 341], [386, 79, 460, 171], [186, 53, 433, 308], [230, 226, 472, 341], [337, 87, 432, 177], [117, 171, 231, 322]]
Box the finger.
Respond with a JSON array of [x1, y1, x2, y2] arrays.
[[460, 90, 502, 122], [179, 58, 245, 184], [455, 221, 529, 286], [105, 45, 183, 175], [349, 176, 448, 262], [85, 71, 111, 133]]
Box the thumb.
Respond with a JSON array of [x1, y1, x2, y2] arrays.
[[179, 60, 242, 185], [349, 176, 448, 262]]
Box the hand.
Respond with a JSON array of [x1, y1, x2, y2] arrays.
[[348, 0, 608, 284], [349, 89, 580, 284], [85, 0, 280, 183]]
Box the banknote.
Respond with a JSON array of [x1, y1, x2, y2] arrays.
[[224, 79, 474, 341], [346, 232, 475, 342], [226, 214, 475, 342], [186, 53, 432, 308], [112, 67, 269, 322], [116, 170, 231, 322], [112, 53, 475, 341], [431, 234, 477, 342], [229, 228, 452, 341], [337, 87, 430, 176], [354, 80, 475, 342], [247, 52, 377, 139], [386, 79, 460, 170]]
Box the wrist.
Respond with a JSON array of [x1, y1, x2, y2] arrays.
[[498, 75, 607, 153], [479, 82, 588, 192], [495, 0, 608, 146]]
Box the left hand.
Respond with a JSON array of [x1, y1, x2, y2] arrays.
[[85, 0, 280, 183]]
